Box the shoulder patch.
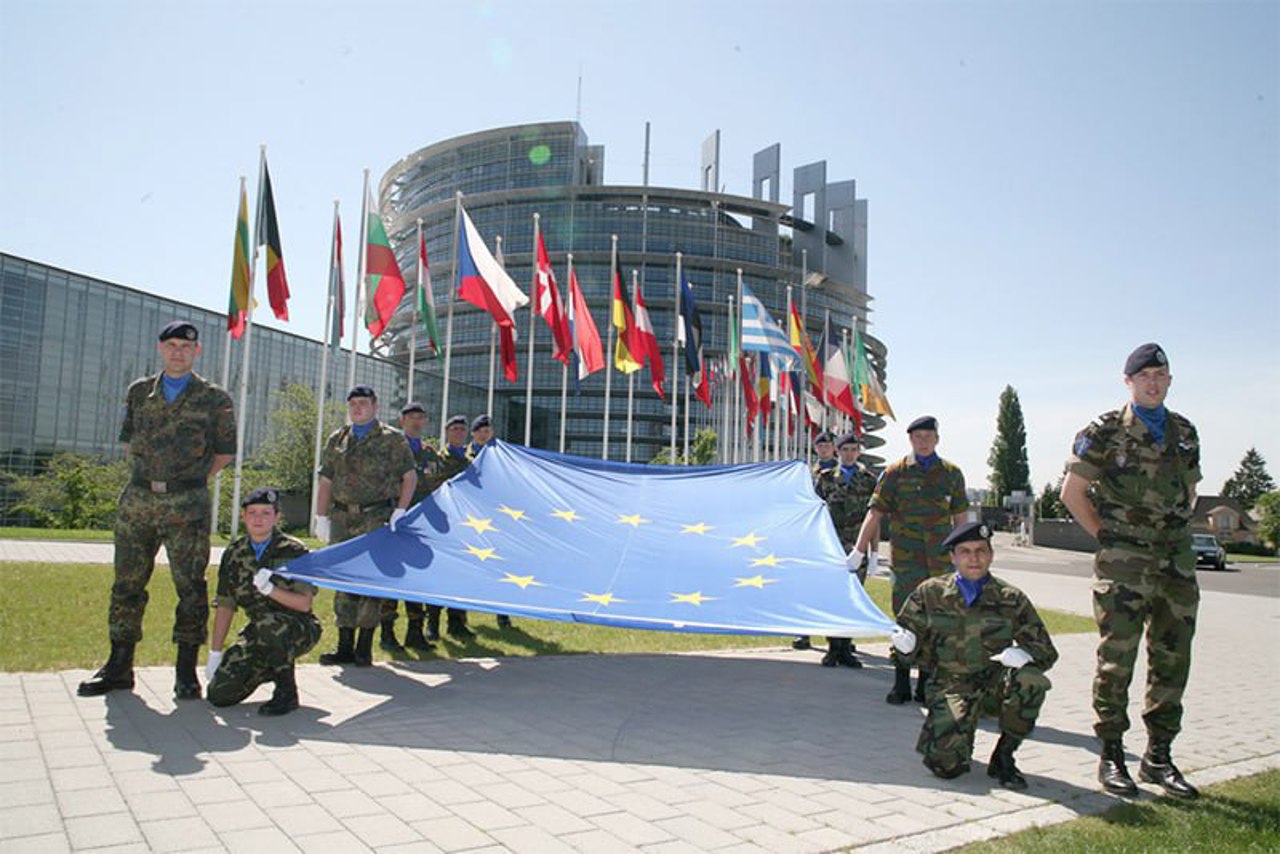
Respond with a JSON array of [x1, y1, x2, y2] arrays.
[[1073, 433, 1092, 456]]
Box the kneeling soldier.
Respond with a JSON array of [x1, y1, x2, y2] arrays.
[[206, 487, 322, 716], [889, 521, 1058, 788]]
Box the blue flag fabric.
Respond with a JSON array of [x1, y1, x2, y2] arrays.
[[280, 441, 895, 637]]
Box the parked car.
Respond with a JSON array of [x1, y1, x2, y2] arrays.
[[1192, 534, 1226, 570]]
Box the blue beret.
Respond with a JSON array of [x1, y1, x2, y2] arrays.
[[907, 415, 938, 433], [836, 432, 861, 448], [158, 321, 198, 342], [1124, 343, 1168, 376], [471, 414, 492, 431], [241, 486, 280, 508], [400, 401, 426, 416], [346, 384, 377, 401], [942, 521, 992, 550], [446, 414, 468, 428]]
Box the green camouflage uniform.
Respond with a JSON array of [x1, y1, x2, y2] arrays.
[[869, 456, 970, 614], [111, 371, 235, 644], [320, 420, 415, 629], [814, 462, 877, 583], [897, 574, 1058, 772], [1066, 403, 1201, 742], [206, 530, 321, 707], [381, 437, 456, 624]]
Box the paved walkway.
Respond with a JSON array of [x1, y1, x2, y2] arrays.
[[2, 538, 1277, 852]]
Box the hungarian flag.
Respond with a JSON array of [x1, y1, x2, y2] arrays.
[[611, 268, 641, 374], [789, 302, 822, 395], [678, 272, 711, 408], [568, 267, 604, 385], [417, 226, 441, 355], [534, 229, 572, 365], [632, 280, 665, 399], [457, 204, 528, 382], [226, 184, 251, 339], [255, 159, 290, 322], [363, 187, 407, 339]]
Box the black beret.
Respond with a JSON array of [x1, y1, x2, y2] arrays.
[[241, 486, 280, 508], [471, 414, 492, 431], [942, 521, 992, 550], [835, 432, 861, 449], [346, 384, 377, 401], [813, 431, 835, 445], [158, 321, 198, 342], [446, 414, 468, 428], [907, 415, 938, 433], [400, 401, 426, 416], [1124, 342, 1168, 376]]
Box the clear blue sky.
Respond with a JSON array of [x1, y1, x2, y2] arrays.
[[2, 0, 1276, 495]]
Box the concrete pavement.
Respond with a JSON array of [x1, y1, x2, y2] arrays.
[[2, 537, 1277, 852]]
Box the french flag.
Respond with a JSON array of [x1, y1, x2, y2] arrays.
[[456, 205, 528, 380]]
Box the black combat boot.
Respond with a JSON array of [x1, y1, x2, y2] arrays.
[[496, 614, 512, 629], [379, 617, 404, 652], [403, 619, 434, 651], [886, 664, 912, 704], [426, 607, 442, 642], [353, 627, 375, 666], [987, 734, 1027, 790], [821, 638, 840, 667], [446, 609, 474, 639], [792, 635, 812, 650], [914, 670, 930, 704], [319, 628, 356, 666], [174, 642, 202, 700], [77, 641, 136, 696], [258, 665, 299, 716], [923, 755, 970, 779], [1098, 739, 1139, 796], [1139, 738, 1199, 799], [837, 638, 863, 669]]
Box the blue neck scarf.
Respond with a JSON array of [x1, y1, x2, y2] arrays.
[[1134, 404, 1167, 444], [161, 373, 191, 404], [915, 452, 939, 472], [249, 536, 271, 561], [448, 444, 468, 459], [352, 420, 376, 441], [955, 573, 990, 607], [840, 464, 859, 484], [407, 437, 422, 454], [816, 458, 837, 471]]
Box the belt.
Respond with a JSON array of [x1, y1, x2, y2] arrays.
[[1101, 519, 1187, 545], [332, 499, 393, 514], [131, 475, 206, 494]]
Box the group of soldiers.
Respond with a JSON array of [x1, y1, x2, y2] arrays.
[[77, 322, 1203, 800]]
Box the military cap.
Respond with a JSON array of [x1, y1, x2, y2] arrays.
[[813, 431, 835, 446], [835, 431, 861, 449], [471, 413, 492, 431], [1124, 342, 1168, 376], [907, 415, 938, 433], [346, 384, 377, 401], [941, 520, 992, 550], [158, 321, 198, 342], [400, 401, 426, 416], [446, 414, 468, 428], [241, 486, 280, 508]]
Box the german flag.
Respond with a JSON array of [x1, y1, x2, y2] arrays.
[[611, 268, 641, 374]]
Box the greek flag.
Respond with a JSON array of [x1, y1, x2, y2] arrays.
[[740, 284, 797, 367]]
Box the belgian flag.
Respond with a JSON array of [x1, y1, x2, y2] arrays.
[[255, 158, 290, 322]]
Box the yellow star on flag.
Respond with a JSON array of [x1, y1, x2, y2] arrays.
[[498, 505, 527, 521], [616, 513, 650, 527], [461, 515, 497, 534], [551, 509, 582, 523], [670, 591, 715, 606], [730, 532, 766, 548], [500, 573, 543, 589], [680, 522, 713, 535], [734, 575, 778, 588], [465, 544, 500, 561], [581, 592, 624, 606], [750, 554, 785, 567]]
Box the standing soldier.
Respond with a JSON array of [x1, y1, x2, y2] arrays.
[[312, 385, 416, 667], [794, 431, 839, 651], [206, 487, 321, 716], [889, 522, 1057, 788], [467, 413, 512, 629], [423, 414, 473, 641], [853, 415, 969, 705], [813, 432, 879, 668], [78, 321, 235, 701], [1060, 343, 1201, 799]]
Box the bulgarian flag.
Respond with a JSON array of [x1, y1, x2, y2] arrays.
[[226, 183, 251, 339], [364, 186, 407, 339]]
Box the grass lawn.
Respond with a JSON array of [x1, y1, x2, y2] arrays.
[[0, 526, 320, 548], [0, 564, 1094, 672], [1229, 553, 1279, 563], [957, 769, 1280, 852]]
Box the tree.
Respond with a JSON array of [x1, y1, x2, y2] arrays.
[[249, 383, 345, 492], [649, 428, 718, 466], [1222, 448, 1275, 511], [6, 453, 129, 529], [1035, 477, 1066, 519], [987, 385, 1030, 505], [1255, 491, 1280, 551]]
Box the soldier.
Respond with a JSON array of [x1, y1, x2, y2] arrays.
[[468, 413, 512, 629], [852, 415, 969, 705], [813, 432, 879, 668], [78, 321, 235, 701], [377, 402, 439, 653], [1060, 343, 1201, 799], [794, 431, 839, 651], [424, 414, 474, 642], [206, 487, 321, 716], [889, 521, 1057, 788], [312, 385, 416, 667]]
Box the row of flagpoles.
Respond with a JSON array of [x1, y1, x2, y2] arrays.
[[211, 153, 895, 535]]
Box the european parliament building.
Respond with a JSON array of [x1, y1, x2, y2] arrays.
[[373, 121, 889, 463]]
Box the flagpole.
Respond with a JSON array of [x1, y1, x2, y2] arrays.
[[524, 213, 540, 446], [349, 171, 371, 396], [212, 175, 246, 535], [602, 234, 617, 460], [683, 375, 691, 462], [735, 269, 744, 464], [625, 269, 638, 464], [841, 325, 852, 435], [559, 252, 573, 454], [230, 148, 267, 539], [485, 234, 502, 417], [785, 285, 794, 461], [407, 218, 421, 404], [670, 252, 681, 463], [439, 193, 461, 444], [311, 199, 340, 530]]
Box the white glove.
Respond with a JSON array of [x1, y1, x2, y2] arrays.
[[313, 515, 331, 543], [205, 649, 223, 683], [890, 626, 917, 655], [991, 647, 1034, 669], [253, 568, 275, 596], [867, 551, 879, 575], [390, 508, 408, 531], [844, 548, 865, 570]]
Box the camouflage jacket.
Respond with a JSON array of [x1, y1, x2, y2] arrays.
[[870, 455, 969, 574], [897, 573, 1058, 686], [215, 529, 319, 630], [1066, 402, 1200, 542], [119, 371, 235, 483], [405, 437, 466, 504], [319, 420, 415, 507], [814, 463, 877, 549]]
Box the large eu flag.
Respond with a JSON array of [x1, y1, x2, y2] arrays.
[[279, 441, 895, 637]]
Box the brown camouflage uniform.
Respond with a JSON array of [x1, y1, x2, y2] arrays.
[[111, 371, 235, 644], [897, 574, 1058, 772], [814, 462, 877, 583], [206, 530, 321, 707], [1067, 403, 1201, 742], [320, 420, 415, 629]]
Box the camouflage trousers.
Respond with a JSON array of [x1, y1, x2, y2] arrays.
[[332, 505, 394, 630], [109, 485, 211, 645], [207, 614, 322, 707], [380, 599, 426, 622], [1092, 540, 1199, 741], [891, 564, 947, 667], [916, 666, 1052, 770]]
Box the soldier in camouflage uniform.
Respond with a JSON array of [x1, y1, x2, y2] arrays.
[[423, 414, 476, 641], [312, 385, 416, 667], [854, 415, 969, 705], [1061, 343, 1201, 799], [78, 321, 236, 701], [813, 432, 878, 668], [206, 487, 321, 716], [793, 431, 839, 651], [469, 413, 512, 630], [891, 521, 1057, 789]]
